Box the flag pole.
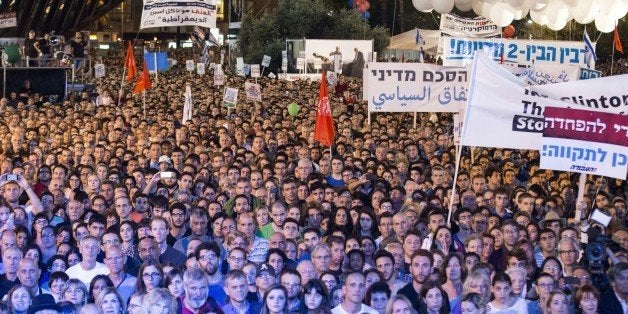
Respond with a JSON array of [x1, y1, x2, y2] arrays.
[[611, 26, 616, 76], [142, 90, 146, 119], [118, 42, 128, 106], [447, 142, 464, 228]]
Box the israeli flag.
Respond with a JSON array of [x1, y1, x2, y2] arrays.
[[583, 28, 597, 69]]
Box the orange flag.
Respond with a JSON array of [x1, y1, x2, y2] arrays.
[[133, 61, 151, 94], [314, 70, 335, 147], [614, 26, 624, 54], [124, 41, 137, 81]]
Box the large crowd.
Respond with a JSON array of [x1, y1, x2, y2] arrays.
[[0, 42, 626, 314]]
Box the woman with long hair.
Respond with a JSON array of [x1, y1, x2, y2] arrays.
[[119, 220, 137, 258], [135, 259, 164, 294], [303, 279, 332, 314], [546, 290, 569, 314], [385, 294, 414, 314], [420, 281, 450, 314], [463, 270, 491, 304], [261, 284, 290, 314], [142, 288, 178, 313], [7, 284, 31, 314], [164, 268, 185, 299], [88, 274, 114, 303], [486, 272, 527, 313], [460, 292, 487, 314]]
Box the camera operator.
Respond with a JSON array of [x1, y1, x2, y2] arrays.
[[599, 262, 628, 313]]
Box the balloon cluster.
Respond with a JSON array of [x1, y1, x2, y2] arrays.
[[349, 0, 371, 19], [411, 0, 627, 32]]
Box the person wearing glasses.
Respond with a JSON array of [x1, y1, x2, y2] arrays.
[[557, 238, 581, 277], [65, 236, 109, 287], [195, 241, 227, 306], [136, 259, 163, 294]]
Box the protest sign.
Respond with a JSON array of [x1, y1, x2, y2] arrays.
[[460, 53, 623, 150], [94, 64, 106, 78], [579, 68, 602, 80], [262, 55, 271, 67], [196, 63, 205, 75], [245, 82, 262, 102], [0, 12, 16, 28], [213, 69, 224, 86], [540, 107, 627, 179], [439, 14, 500, 38], [365, 62, 469, 112], [296, 58, 305, 70], [251, 65, 261, 78], [223, 87, 239, 108], [443, 37, 589, 67], [140, 0, 217, 29], [186, 60, 195, 72]]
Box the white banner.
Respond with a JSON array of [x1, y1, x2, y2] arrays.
[[245, 82, 262, 102], [443, 37, 589, 67], [183, 85, 193, 124], [0, 12, 16, 29], [440, 14, 500, 38], [236, 57, 244, 76], [366, 62, 469, 112], [460, 53, 623, 150], [140, 0, 217, 29], [519, 63, 581, 85], [529, 74, 628, 115], [223, 87, 239, 108], [251, 64, 260, 78], [94, 64, 106, 78], [540, 138, 627, 180]]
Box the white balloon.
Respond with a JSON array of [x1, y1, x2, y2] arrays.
[[530, 8, 549, 25], [544, 1, 570, 25], [547, 18, 568, 30], [506, 0, 526, 7], [572, 0, 600, 24], [529, 0, 549, 11], [598, 0, 624, 17], [481, 1, 496, 18], [562, 0, 578, 6], [472, 0, 485, 15], [432, 0, 454, 14], [412, 0, 433, 12], [455, 1, 474, 11], [513, 6, 530, 19], [594, 13, 616, 32], [490, 3, 516, 27]]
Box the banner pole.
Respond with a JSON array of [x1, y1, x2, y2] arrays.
[[413, 112, 417, 129], [119, 42, 128, 106], [574, 174, 587, 221], [447, 143, 464, 228], [154, 52, 159, 83], [142, 90, 146, 119]]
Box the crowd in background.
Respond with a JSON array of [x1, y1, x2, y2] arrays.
[[0, 44, 626, 314]]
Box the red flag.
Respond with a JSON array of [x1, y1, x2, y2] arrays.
[[314, 70, 335, 147], [124, 41, 137, 81], [614, 26, 624, 54], [133, 61, 151, 94]]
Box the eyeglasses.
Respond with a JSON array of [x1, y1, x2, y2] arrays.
[[142, 273, 162, 280], [559, 250, 577, 255], [537, 283, 555, 289], [199, 253, 218, 261]]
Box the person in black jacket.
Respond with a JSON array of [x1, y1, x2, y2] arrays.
[[599, 262, 628, 313]]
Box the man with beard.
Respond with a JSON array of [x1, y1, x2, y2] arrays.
[[374, 250, 405, 294], [179, 267, 222, 314], [167, 202, 188, 246], [195, 241, 227, 305], [397, 249, 432, 313], [2, 176, 43, 215], [174, 208, 211, 253]]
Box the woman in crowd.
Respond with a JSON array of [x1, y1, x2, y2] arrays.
[[96, 286, 125, 314], [546, 290, 569, 314], [118, 220, 137, 258], [385, 294, 414, 314], [486, 272, 527, 313], [126, 292, 145, 314], [142, 288, 178, 313], [164, 268, 185, 299], [441, 253, 464, 312], [261, 284, 290, 314], [574, 284, 600, 314], [88, 274, 114, 303], [505, 266, 527, 299], [421, 281, 450, 314], [303, 279, 332, 314], [136, 259, 164, 294], [460, 292, 488, 314], [541, 257, 565, 291], [61, 278, 88, 310], [463, 270, 491, 304], [7, 285, 31, 314]]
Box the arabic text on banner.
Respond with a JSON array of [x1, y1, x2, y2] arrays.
[[460, 53, 623, 150], [519, 64, 580, 85], [443, 37, 591, 67], [366, 62, 469, 113], [140, 0, 217, 29]]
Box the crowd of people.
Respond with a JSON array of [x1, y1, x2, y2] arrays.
[[0, 42, 626, 314]]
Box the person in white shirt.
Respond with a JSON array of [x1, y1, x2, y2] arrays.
[[331, 271, 378, 314], [65, 235, 109, 286]]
